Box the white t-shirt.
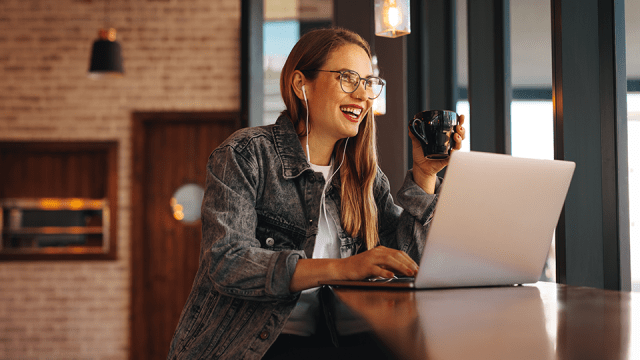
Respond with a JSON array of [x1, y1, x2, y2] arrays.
[[282, 162, 340, 336]]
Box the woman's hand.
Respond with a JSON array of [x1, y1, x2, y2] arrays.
[[289, 246, 419, 292], [409, 114, 466, 194], [337, 246, 418, 280]]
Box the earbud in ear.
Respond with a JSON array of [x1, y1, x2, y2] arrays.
[[302, 85, 306, 98]]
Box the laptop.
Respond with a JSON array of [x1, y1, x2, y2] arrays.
[[320, 150, 576, 289]]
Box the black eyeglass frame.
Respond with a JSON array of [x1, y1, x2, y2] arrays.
[[306, 69, 386, 100]]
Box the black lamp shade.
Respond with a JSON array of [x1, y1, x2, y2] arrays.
[[88, 38, 124, 76]]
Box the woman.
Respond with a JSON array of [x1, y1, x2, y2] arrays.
[[167, 27, 465, 360]]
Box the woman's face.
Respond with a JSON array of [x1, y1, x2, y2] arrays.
[[305, 44, 374, 144]]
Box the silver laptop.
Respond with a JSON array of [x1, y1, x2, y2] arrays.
[[320, 150, 575, 289]]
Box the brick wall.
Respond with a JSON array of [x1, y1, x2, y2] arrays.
[[0, 0, 241, 358]]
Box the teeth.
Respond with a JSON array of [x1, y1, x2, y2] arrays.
[[340, 106, 362, 116]]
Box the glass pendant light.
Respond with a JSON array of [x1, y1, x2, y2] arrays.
[[374, 0, 411, 38]]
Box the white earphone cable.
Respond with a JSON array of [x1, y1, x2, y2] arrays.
[[302, 85, 310, 163], [302, 83, 351, 249], [320, 137, 348, 244]]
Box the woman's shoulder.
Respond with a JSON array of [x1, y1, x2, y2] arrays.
[[374, 166, 389, 184], [206, 124, 278, 177], [217, 123, 276, 153], [372, 166, 391, 196]]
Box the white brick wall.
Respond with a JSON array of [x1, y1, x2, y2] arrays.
[[0, 0, 241, 358]]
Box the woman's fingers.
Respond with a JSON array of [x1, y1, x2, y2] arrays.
[[342, 246, 418, 280], [453, 134, 463, 150], [369, 246, 418, 277], [457, 125, 466, 139], [453, 114, 466, 150], [457, 115, 466, 138], [408, 131, 424, 152], [373, 267, 396, 279]]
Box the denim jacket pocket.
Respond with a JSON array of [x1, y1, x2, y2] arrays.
[[255, 212, 306, 251]]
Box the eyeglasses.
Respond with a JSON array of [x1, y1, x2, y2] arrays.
[[309, 69, 386, 100]]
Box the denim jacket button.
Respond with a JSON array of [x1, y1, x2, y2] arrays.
[[260, 331, 270, 340], [266, 237, 275, 246]]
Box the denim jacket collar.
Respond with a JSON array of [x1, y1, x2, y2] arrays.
[[272, 115, 344, 193], [272, 114, 312, 180]]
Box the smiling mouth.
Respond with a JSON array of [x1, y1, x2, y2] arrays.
[[340, 105, 363, 120]]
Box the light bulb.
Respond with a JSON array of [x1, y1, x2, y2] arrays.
[[384, 1, 402, 29], [375, 0, 410, 38]]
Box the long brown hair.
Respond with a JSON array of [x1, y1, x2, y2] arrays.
[[280, 27, 379, 251]]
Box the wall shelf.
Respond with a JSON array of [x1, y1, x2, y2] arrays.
[[0, 141, 118, 260]]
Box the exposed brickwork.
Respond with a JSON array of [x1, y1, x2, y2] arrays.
[[0, 0, 241, 358]]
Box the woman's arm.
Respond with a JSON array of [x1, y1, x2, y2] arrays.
[[376, 169, 439, 263], [203, 144, 305, 301], [373, 115, 466, 261], [205, 141, 419, 295]]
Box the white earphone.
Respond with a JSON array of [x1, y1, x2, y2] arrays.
[[300, 84, 350, 247], [302, 85, 310, 163]]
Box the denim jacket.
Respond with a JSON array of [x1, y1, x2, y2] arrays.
[[167, 115, 441, 360]]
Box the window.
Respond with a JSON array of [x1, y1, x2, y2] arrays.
[[629, 93, 640, 291], [627, 0, 640, 292], [263, 20, 300, 125], [456, 0, 470, 151], [510, 1, 554, 281], [511, 100, 555, 282], [262, 0, 334, 125]]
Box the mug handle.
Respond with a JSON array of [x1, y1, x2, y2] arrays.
[[409, 118, 428, 144]]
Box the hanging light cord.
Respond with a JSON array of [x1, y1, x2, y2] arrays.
[[103, 0, 110, 30]]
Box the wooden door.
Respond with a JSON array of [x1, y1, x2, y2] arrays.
[[131, 112, 241, 360]]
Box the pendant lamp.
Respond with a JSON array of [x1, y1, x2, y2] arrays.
[[374, 0, 411, 38], [88, 0, 124, 78]]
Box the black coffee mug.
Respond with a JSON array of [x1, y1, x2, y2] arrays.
[[409, 110, 459, 159]]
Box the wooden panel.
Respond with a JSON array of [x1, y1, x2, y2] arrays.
[[130, 112, 241, 360], [0, 142, 112, 198]]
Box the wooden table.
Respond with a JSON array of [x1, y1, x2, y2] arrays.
[[330, 282, 640, 360]]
